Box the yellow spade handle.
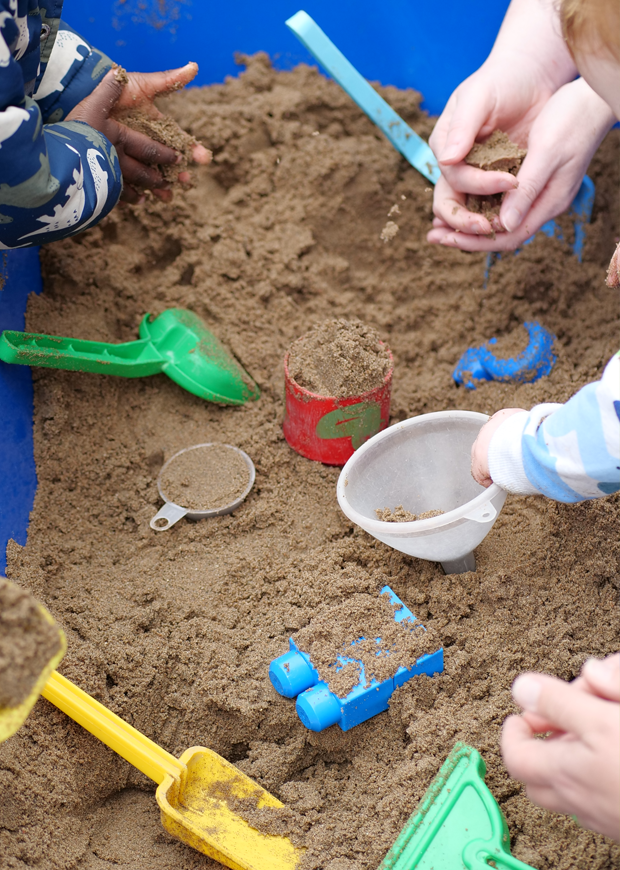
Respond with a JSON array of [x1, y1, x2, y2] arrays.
[[42, 671, 184, 785]]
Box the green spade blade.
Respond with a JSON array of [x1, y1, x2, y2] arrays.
[[378, 743, 536, 870], [0, 308, 259, 406]]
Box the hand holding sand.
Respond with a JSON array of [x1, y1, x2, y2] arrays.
[[67, 64, 211, 204], [429, 78, 615, 251]]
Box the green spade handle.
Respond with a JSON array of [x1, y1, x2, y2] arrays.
[[0, 330, 165, 377]]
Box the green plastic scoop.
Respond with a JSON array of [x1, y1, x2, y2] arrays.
[[378, 743, 536, 870], [0, 308, 260, 405]]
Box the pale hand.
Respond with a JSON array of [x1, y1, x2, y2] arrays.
[[501, 654, 620, 841]]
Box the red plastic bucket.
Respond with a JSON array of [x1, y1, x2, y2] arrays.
[[282, 349, 393, 465]]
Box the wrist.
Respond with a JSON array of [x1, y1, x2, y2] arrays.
[[487, 411, 540, 495], [489, 0, 577, 91]]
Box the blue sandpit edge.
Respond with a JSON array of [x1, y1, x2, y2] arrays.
[[0, 248, 43, 574]]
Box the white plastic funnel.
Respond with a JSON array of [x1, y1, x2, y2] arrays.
[[336, 411, 507, 574]]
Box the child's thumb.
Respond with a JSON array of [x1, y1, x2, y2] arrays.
[[440, 95, 493, 164], [68, 69, 125, 125]]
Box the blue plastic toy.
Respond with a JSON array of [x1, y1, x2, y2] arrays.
[[484, 174, 596, 282], [285, 11, 440, 184], [453, 321, 556, 390], [269, 586, 444, 732]]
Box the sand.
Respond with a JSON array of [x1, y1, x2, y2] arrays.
[[287, 319, 391, 397], [159, 444, 251, 511], [0, 578, 63, 708], [375, 507, 445, 523], [292, 590, 437, 698], [113, 107, 204, 185], [1, 54, 619, 870], [465, 129, 527, 228]]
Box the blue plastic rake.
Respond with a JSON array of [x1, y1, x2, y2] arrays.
[[286, 10, 595, 265]]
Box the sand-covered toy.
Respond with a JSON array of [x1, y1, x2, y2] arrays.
[[0, 578, 66, 743], [42, 671, 303, 870], [453, 321, 556, 390], [283, 319, 393, 465], [150, 443, 255, 530], [269, 586, 443, 731]]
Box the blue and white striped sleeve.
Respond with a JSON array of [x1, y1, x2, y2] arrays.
[[487, 352, 620, 502]]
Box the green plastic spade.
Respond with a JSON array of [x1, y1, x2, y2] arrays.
[[378, 743, 536, 870], [0, 308, 260, 405]]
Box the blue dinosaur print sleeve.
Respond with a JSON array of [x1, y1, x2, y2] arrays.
[[0, 0, 122, 249], [488, 353, 620, 502]]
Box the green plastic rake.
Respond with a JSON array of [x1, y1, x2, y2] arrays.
[[378, 743, 536, 870]]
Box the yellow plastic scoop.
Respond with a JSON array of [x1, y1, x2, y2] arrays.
[[41, 672, 302, 870]]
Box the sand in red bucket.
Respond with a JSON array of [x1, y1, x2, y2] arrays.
[[282, 319, 393, 465]]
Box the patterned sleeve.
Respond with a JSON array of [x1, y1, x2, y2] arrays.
[[34, 16, 115, 122], [488, 353, 620, 502], [0, 1, 122, 249]]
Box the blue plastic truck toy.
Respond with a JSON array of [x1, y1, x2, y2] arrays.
[[269, 586, 444, 732]]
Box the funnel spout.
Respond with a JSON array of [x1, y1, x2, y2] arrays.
[[442, 552, 476, 574]]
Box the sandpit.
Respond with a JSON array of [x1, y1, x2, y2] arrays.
[[1, 54, 619, 870]]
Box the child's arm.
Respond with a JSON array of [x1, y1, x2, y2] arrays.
[[471, 353, 620, 502], [33, 19, 115, 123], [0, 7, 124, 249], [501, 654, 620, 842]]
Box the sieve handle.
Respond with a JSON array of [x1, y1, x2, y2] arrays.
[[462, 502, 497, 524], [150, 502, 188, 531]]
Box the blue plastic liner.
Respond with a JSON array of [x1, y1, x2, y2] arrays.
[[0, 249, 43, 573], [60, 0, 509, 117]]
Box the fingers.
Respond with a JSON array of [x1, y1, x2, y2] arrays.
[[512, 672, 612, 735], [441, 164, 519, 197], [116, 151, 169, 193], [437, 86, 496, 164], [499, 147, 573, 234], [606, 241, 620, 288], [581, 654, 620, 702], [471, 435, 493, 488], [123, 62, 199, 105], [501, 713, 576, 788], [120, 184, 144, 205], [470, 409, 526, 487], [192, 143, 212, 165], [114, 122, 179, 166], [430, 176, 493, 237]]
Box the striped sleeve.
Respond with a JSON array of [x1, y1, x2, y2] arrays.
[[488, 353, 620, 502]]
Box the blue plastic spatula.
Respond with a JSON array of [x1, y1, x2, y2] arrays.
[[286, 10, 440, 184], [286, 10, 594, 260]]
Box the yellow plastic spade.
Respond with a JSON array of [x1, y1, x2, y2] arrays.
[[41, 672, 302, 870]]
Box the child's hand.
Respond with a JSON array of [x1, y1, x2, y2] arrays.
[[429, 77, 615, 252], [502, 654, 620, 842], [66, 65, 211, 204], [112, 62, 212, 173], [471, 409, 525, 487]]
